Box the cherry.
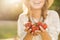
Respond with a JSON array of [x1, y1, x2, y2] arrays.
[[31, 25, 40, 33], [25, 22, 47, 34], [37, 22, 42, 26], [25, 22, 32, 28], [36, 26, 40, 30], [41, 23, 47, 29], [37, 22, 47, 30], [31, 25, 36, 32]]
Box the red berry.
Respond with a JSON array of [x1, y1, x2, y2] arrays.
[[36, 26, 40, 30], [37, 22, 42, 26], [43, 24, 47, 29], [31, 25, 40, 32], [37, 22, 47, 30], [41, 23, 47, 29], [32, 25, 36, 32], [25, 22, 32, 28]]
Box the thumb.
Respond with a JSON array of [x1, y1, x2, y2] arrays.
[[27, 29, 32, 33], [39, 26, 45, 32]]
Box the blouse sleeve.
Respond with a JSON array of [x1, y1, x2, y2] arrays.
[[17, 14, 27, 40], [52, 11, 60, 34], [47, 10, 60, 40]]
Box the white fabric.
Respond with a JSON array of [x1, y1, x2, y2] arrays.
[[17, 10, 60, 40]]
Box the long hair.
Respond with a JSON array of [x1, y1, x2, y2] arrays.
[[24, 0, 49, 22]]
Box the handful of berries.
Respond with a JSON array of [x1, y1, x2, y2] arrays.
[[25, 22, 47, 33]]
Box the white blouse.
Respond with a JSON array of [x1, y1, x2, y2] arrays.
[[17, 10, 60, 40]]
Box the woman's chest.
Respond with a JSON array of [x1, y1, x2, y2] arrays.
[[23, 15, 57, 33]]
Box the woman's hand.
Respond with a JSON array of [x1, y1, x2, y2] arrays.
[[24, 27, 33, 40], [32, 25, 46, 36], [35, 26, 52, 40]]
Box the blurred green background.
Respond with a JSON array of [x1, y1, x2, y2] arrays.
[[0, 0, 60, 40]]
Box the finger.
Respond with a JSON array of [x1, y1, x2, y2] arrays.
[[33, 32, 38, 36], [35, 30, 41, 33], [27, 29, 32, 33], [25, 27, 30, 31], [35, 30, 41, 34], [39, 26, 45, 32], [26, 27, 30, 30]]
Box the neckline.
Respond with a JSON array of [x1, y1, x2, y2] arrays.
[[29, 16, 43, 24]]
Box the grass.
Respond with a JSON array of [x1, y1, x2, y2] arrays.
[[0, 21, 17, 39]]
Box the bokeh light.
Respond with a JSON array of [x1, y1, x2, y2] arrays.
[[0, 0, 22, 20]]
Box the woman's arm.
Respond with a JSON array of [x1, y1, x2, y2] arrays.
[[40, 10, 60, 40], [17, 14, 33, 40], [38, 26, 52, 40], [24, 34, 33, 40], [23, 30, 33, 40], [40, 31, 52, 40], [34, 26, 52, 40]]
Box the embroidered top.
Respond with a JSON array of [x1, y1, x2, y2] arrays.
[[17, 10, 60, 40]]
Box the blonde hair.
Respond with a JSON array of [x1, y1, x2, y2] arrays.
[[24, 0, 49, 22]]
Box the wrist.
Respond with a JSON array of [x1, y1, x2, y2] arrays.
[[40, 31, 47, 36], [40, 31, 52, 40]]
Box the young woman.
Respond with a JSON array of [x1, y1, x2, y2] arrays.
[[17, 0, 60, 40]]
